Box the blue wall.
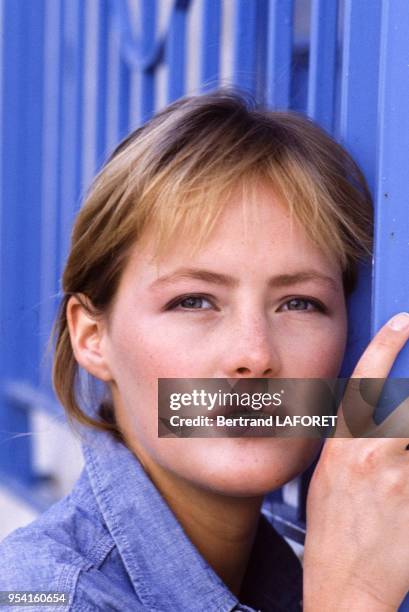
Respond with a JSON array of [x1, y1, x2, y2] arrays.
[[1, 1, 409, 604]]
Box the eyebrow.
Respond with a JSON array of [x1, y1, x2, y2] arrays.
[[149, 267, 340, 292]]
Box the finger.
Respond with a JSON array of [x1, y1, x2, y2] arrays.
[[353, 313, 409, 378], [334, 378, 377, 437], [335, 313, 409, 438]]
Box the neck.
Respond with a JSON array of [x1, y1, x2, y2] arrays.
[[130, 445, 263, 597], [156, 470, 263, 596]]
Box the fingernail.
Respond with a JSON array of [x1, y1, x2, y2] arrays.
[[388, 313, 409, 331]]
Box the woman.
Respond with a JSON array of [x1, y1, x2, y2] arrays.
[[1, 90, 408, 611]]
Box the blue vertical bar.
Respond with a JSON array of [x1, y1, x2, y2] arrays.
[[200, 0, 221, 92], [232, 0, 258, 94], [139, 0, 156, 123], [118, 58, 130, 138], [373, 2, 409, 385], [338, 0, 381, 190], [20, 0, 45, 389], [166, 0, 189, 103], [265, 0, 294, 108], [81, 0, 101, 191], [54, 1, 66, 298], [105, 7, 124, 153], [39, 0, 62, 393], [58, 0, 85, 274], [307, 0, 338, 133], [337, 0, 381, 378], [75, 1, 85, 205], [96, 0, 109, 167]]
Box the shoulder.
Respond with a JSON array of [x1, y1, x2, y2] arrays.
[[0, 469, 116, 609]]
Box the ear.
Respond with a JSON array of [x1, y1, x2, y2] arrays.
[[66, 294, 113, 382]]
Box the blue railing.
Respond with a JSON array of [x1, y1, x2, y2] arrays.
[[1, 2, 409, 605]]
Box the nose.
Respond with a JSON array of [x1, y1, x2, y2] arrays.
[[220, 312, 281, 378]]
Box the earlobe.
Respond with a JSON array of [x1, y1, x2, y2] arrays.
[[66, 295, 113, 382]]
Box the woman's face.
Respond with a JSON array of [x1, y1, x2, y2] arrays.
[[95, 182, 348, 496]]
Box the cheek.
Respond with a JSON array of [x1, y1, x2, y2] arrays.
[[279, 317, 347, 377], [108, 316, 212, 421], [110, 317, 201, 378]]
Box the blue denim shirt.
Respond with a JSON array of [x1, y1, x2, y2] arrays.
[[0, 427, 302, 611]]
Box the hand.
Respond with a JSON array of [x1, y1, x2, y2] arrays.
[[303, 313, 409, 612]]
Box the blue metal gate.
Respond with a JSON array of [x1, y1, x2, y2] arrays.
[[1, 1, 409, 605]]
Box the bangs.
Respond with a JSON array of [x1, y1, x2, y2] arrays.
[[131, 143, 371, 273]]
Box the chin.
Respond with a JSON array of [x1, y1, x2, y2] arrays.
[[174, 437, 321, 497]]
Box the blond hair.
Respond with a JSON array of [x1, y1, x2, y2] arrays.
[[51, 90, 373, 436]]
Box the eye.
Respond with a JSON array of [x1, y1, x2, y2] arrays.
[[166, 294, 215, 311], [279, 297, 326, 313]]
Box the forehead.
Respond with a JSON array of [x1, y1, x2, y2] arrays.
[[121, 182, 342, 289]]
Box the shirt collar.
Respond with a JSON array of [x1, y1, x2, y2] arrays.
[[81, 427, 301, 611]]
